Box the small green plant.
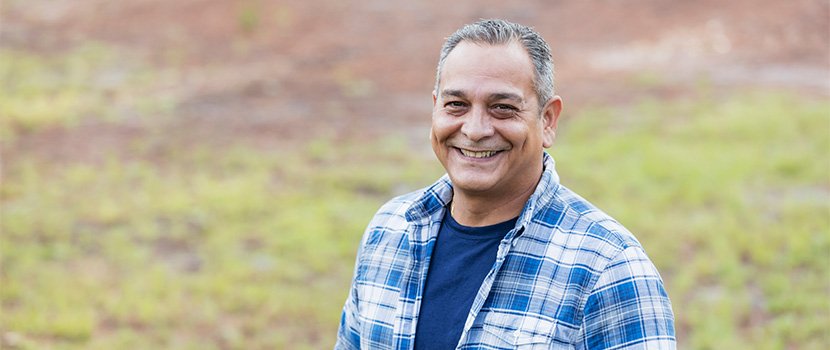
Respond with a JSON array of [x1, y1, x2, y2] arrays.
[[237, 1, 262, 34]]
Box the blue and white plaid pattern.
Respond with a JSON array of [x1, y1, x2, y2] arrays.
[[337, 153, 675, 349]]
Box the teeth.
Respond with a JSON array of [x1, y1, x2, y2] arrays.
[[460, 149, 498, 158]]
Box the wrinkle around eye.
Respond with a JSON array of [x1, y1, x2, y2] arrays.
[[444, 101, 467, 108], [443, 102, 468, 115], [491, 106, 518, 119], [492, 103, 518, 111]]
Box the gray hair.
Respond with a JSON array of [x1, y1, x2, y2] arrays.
[[434, 19, 555, 109]]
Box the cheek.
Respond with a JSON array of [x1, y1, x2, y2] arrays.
[[430, 122, 451, 166], [429, 128, 442, 153], [431, 114, 460, 141], [496, 121, 532, 146]]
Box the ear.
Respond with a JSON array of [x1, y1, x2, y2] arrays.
[[432, 90, 438, 107], [541, 96, 563, 148]]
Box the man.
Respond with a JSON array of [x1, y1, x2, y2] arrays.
[[336, 19, 675, 349]]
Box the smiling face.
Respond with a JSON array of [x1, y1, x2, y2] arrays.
[[431, 41, 561, 200]]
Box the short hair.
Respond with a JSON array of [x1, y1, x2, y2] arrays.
[[434, 19, 555, 110]]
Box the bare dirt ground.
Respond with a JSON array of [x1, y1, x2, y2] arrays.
[[3, 0, 828, 162]]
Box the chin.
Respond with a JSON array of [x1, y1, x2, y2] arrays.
[[448, 173, 499, 194]]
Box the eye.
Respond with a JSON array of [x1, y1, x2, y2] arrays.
[[492, 104, 519, 117], [443, 101, 468, 114]]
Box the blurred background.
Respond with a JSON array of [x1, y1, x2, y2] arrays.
[[1, 0, 828, 349]]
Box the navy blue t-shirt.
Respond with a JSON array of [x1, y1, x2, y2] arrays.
[[413, 208, 518, 350]]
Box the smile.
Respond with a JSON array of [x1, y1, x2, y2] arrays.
[[457, 148, 502, 159]]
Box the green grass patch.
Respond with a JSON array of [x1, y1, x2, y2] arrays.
[[1, 135, 441, 349], [0, 44, 172, 143]]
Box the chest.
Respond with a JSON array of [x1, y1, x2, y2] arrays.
[[354, 227, 594, 349]]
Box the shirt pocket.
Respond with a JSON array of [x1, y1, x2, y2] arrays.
[[479, 314, 568, 349]]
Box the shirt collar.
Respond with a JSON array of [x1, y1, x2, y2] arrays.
[[405, 152, 561, 225]]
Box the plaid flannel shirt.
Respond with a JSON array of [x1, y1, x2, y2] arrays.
[[336, 153, 675, 349]]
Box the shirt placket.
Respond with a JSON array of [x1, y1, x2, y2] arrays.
[[454, 224, 525, 348], [399, 213, 442, 349]]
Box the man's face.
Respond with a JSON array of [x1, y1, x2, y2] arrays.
[[431, 41, 560, 199]]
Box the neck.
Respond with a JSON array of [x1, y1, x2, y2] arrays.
[[451, 175, 540, 227]]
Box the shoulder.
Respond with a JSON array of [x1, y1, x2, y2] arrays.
[[531, 186, 676, 345], [531, 184, 642, 262], [356, 187, 429, 252], [366, 189, 423, 230]]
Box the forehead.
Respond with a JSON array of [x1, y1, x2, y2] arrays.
[[439, 41, 536, 100]]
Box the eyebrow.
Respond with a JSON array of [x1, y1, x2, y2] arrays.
[[440, 89, 466, 99], [491, 92, 524, 103], [440, 89, 525, 103]]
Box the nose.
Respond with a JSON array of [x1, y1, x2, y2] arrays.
[[460, 105, 494, 141]]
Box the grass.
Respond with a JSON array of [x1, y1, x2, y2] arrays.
[[1, 137, 440, 348], [0, 44, 173, 144], [1, 44, 828, 348]]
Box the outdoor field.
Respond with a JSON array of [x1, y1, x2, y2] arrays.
[[1, 0, 828, 349]]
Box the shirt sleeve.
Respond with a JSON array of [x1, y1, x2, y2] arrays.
[[335, 284, 361, 349], [579, 245, 676, 349], [334, 238, 366, 349]]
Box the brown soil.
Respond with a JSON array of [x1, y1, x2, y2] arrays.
[[2, 0, 829, 159]]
